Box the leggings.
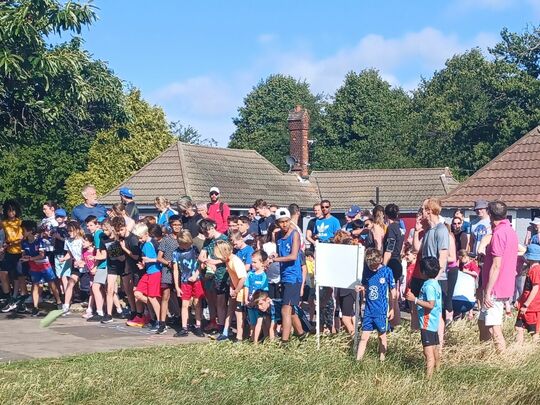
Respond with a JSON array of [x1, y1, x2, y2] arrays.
[[442, 267, 459, 313]]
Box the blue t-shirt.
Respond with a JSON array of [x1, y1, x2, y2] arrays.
[[259, 299, 280, 322], [417, 279, 442, 332], [141, 240, 161, 275], [315, 216, 341, 242], [172, 246, 199, 283], [22, 237, 51, 271], [72, 204, 107, 232], [235, 245, 254, 267], [93, 229, 107, 270], [245, 270, 269, 299], [277, 230, 302, 284], [362, 265, 395, 318]]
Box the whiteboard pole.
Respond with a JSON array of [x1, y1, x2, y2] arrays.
[[316, 279, 320, 350]]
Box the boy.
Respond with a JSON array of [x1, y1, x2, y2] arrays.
[[227, 215, 239, 234], [238, 215, 255, 246], [251, 290, 277, 344], [230, 230, 254, 271], [20, 220, 62, 315], [356, 248, 396, 361], [85, 215, 107, 322], [406, 256, 443, 379], [172, 230, 205, 337], [515, 244, 540, 344], [127, 223, 162, 329], [244, 250, 269, 338], [52, 209, 70, 294]]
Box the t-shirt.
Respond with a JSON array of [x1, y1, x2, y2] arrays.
[[123, 232, 141, 274], [421, 223, 449, 280], [93, 229, 107, 270], [248, 219, 259, 235], [383, 221, 405, 260], [315, 216, 341, 243], [202, 234, 229, 282], [362, 265, 395, 318], [227, 255, 248, 301], [2, 218, 23, 254], [417, 279, 442, 332], [82, 248, 96, 272], [257, 214, 276, 237], [307, 217, 317, 236], [260, 299, 280, 323], [172, 246, 199, 283], [53, 226, 69, 255], [208, 201, 230, 234], [277, 230, 302, 284], [245, 270, 269, 300], [182, 214, 203, 238], [157, 209, 176, 229], [158, 235, 179, 262], [481, 219, 518, 299], [72, 204, 107, 232], [141, 240, 161, 275], [22, 238, 50, 272], [235, 245, 254, 267], [470, 218, 492, 255], [102, 236, 125, 274], [125, 201, 139, 221], [64, 237, 83, 269], [518, 263, 540, 312]]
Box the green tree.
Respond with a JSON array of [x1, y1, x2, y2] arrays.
[[490, 25, 540, 78], [64, 90, 175, 209], [229, 74, 325, 171], [170, 121, 217, 146]]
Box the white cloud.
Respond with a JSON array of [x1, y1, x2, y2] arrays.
[[257, 33, 277, 44]]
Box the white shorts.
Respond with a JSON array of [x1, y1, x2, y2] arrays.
[[478, 299, 505, 326]]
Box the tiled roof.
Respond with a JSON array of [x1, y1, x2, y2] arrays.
[[101, 142, 320, 209], [310, 168, 458, 211], [442, 126, 540, 209]]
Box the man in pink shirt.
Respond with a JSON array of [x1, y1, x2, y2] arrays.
[[207, 187, 230, 234], [478, 201, 518, 351]]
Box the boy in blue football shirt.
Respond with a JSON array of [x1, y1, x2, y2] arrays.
[[356, 248, 396, 361], [244, 250, 269, 339], [406, 256, 442, 378]]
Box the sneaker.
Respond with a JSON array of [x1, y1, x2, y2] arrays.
[[87, 314, 103, 322], [156, 323, 167, 335], [100, 314, 113, 324], [56, 303, 63, 310], [82, 312, 93, 319], [174, 328, 189, 337], [16, 302, 29, 314], [192, 327, 205, 338], [204, 320, 218, 333], [1, 299, 17, 313], [149, 321, 160, 332], [126, 315, 145, 328], [31, 307, 40, 317], [166, 315, 179, 326], [216, 334, 229, 342]]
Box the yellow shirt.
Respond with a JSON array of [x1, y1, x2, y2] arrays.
[[2, 218, 23, 254], [227, 255, 247, 302]]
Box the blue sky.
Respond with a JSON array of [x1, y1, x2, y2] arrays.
[[70, 0, 536, 145]]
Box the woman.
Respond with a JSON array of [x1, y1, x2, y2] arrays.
[[451, 216, 468, 256], [155, 197, 175, 230], [372, 205, 386, 250]]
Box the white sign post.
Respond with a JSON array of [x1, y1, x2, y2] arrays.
[[315, 243, 365, 349]]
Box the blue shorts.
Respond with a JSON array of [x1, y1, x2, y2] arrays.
[[247, 307, 260, 326], [55, 255, 71, 278], [30, 268, 56, 284], [362, 314, 388, 333], [281, 282, 301, 306]]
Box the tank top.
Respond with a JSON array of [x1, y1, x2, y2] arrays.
[[277, 229, 302, 284]]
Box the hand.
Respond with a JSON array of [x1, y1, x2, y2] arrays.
[[230, 290, 237, 299], [137, 262, 144, 270], [75, 260, 85, 268], [519, 305, 528, 315], [514, 301, 520, 310], [405, 291, 416, 302], [90, 268, 96, 276], [354, 285, 364, 293], [388, 308, 394, 321], [188, 276, 196, 283], [483, 293, 494, 309], [300, 285, 304, 298], [176, 287, 182, 298], [119, 240, 126, 249], [59, 257, 65, 263]]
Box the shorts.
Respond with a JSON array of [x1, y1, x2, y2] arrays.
[[268, 283, 281, 299], [79, 272, 91, 292], [452, 299, 474, 314], [247, 307, 260, 326], [337, 291, 355, 317], [107, 265, 126, 277], [478, 298, 506, 326], [161, 266, 173, 285], [93, 267, 107, 285], [181, 280, 205, 300], [438, 279, 449, 314], [515, 311, 539, 333], [420, 329, 440, 347], [281, 282, 301, 306], [71, 267, 82, 278], [232, 299, 244, 311], [161, 283, 173, 291], [55, 255, 71, 278], [136, 272, 162, 298], [409, 277, 425, 297], [1, 253, 22, 280], [30, 268, 56, 284], [362, 314, 388, 333], [387, 258, 403, 282]]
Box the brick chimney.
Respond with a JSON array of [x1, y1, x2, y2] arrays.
[[287, 105, 309, 177]]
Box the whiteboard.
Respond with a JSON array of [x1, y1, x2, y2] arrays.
[[315, 243, 364, 289]]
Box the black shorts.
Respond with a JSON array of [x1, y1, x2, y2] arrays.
[[268, 283, 281, 299], [515, 317, 537, 334], [387, 258, 403, 282], [337, 291, 355, 317], [438, 280, 449, 314], [420, 329, 440, 347], [282, 282, 301, 306], [214, 277, 228, 295], [107, 265, 126, 277], [410, 277, 425, 297], [1, 253, 22, 280]]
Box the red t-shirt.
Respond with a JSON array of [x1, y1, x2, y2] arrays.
[[207, 201, 230, 234], [462, 260, 480, 277], [518, 263, 540, 312]]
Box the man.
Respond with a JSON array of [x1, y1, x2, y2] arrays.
[[315, 200, 341, 243], [207, 187, 230, 234], [478, 201, 518, 351], [247, 207, 259, 235], [196, 202, 208, 219], [254, 199, 275, 237], [72, 185, 107, 232], [288, 203, 306, 250], [177, 196, 203, 239], [120, 187, 139, 221], [469, 200, 492, 256], [306, 203, 322, 246], [343, 205, 361, 232]]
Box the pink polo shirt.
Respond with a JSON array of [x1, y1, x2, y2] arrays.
[[481, 219, 518, 299]]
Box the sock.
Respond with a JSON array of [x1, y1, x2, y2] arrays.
[[63, 304, 69, 311], [222, 327, 229, 337], [136, 312, 143, 318], [97, 310, 104, 316]]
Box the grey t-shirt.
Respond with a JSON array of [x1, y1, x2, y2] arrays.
[[421, 222, 449, 280]]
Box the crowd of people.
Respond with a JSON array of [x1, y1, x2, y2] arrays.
[[0, 184, 539, 377]]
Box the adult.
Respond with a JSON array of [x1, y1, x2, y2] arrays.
[[454, 209, 471, 234], [306, 203, 322, 246], [207, 187, 230, 234], [315, 200, 341, 243], [119, 187, 139, 221], [478, 201, 518, 351], [343, 205, 361, 233], [527, 217, 540, 245], [469, 200, 492, 256], [155, 196, 175, 229], [451, 216, 469, 255], [371, 205, 386, 250], [254, 199, 275, 237], [196, 202, 209, 219], [247, 207, 259, 235], [177, 196, 203, 239], [288, 203, 306, 251], [71, 185, 107, 232]]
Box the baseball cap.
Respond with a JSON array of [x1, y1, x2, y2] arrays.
[[119, 187, 134, 198], [210, 187, 220, 194], [473, 199, 488, 210], [346, 205, 361, 218], [54, 208, 67, 218], [524, 244, 540, 261], [531, 217, 540, 226], [275, 207, 291, 221]]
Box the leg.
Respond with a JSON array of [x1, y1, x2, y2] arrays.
[[64, 275, 79, 308], [515, 326, 524, 345], [92, 283, 105, 315], [378, 332, 387, 361], [17, 275, 28, 296], [0, 271, 10, 295], [193, 298, 202, 327], [147, 296, 161, 318], [410, 305, 420, 331], [438, 314, 445, 351], [181, 299, 190, 329], [160, 288, 170, 323], [281, 304, 293, 341], [235, 309, 244, 340], [490, 325, 506, 352], [133, 290, 145, 313], [48, 281, 61, 305], [341, 316, 355, 335], [222, 297, 235, 336], [106, 274, 117, 316], [356, 331, 371, 361], [216, 293, 227, 327], [32, 283, 40, 309], [478, 318, 492, 341], [423, 346, 436, 379], [122, 274, 136, 311]]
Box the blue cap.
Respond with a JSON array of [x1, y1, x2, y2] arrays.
[[119, 187, 134, 198], [97, 216, 107, 223], [346, 205, 361, 218], [54, 208, 67, 218], [524, 244, 540, 261]]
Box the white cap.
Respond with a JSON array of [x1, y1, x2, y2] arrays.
[[531, 217, 540, 225], [210, 187, 220, 194], [275, 207, 291, 221]]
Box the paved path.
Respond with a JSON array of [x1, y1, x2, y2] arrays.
[[0, 310, 204, 363]]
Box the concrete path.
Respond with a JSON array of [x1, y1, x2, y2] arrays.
[[0, 309, 205, 363]]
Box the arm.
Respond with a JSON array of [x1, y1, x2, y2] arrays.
[[483, 256, 502, 307], [94, 248, 106, 261], [253, 317, 263, 344], [301, 263, 307, 296], [437, 249, 448, 278], [268, 320, 275, 341], [120, 240, 139, 261], [273, 232, 300, 263], [233, 277, 246, 296], [157, 250, 171, 267], [521, 285, 540, 313], [60, 251, 72, 262], [405, 290, 435, 310], [173, 262, 182, 297]]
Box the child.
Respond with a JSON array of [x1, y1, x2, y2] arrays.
[[60, 221, 85, 315], [237, 215, 255, 246], [304, 249, 316, 323], [406, 256, 443, 379], [515, 244, 540, 344], [214, 240, 247, 342], [250, 290, 277, 344], [230, 230, 254, 271], [52, 209, 70, 294], [453, 249, 480, 320], [126, 223, 162, 329], [20, 220, 62, 316], [172, 230, 205, 337], [244, 250, 269, 339], [85, 216, 107, 322], [356, 248, 396, 361]]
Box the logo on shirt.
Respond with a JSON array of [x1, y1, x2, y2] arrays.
[[379, 278, 386, 284], [369, 285, 379, 301], [317, 223, 330, 236]]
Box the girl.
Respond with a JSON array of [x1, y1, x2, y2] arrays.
[[155, 197, 175, 230], [372, 205, 386, 250], [101, 218, 126, 323], [110, 203, 135, 233], [60, 221, 85, 314]]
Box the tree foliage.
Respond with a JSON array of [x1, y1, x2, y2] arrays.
[[490, 25, 540, 78]]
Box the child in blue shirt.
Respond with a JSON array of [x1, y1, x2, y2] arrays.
[[356, 248, 396, 361], [230, 230, 254, 271], [406, 256, 442, 378], [244, 250, 269, 339]]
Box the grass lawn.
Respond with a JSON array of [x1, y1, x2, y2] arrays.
[[1, 319, 540, 404]]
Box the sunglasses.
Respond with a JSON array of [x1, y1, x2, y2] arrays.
[[452, 222, 461, 225], [209, 192, 219, 196], [321, 205, 330, 209]]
